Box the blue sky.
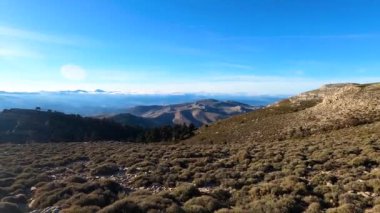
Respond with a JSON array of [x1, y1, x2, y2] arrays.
[[1, 0, 380, 95]]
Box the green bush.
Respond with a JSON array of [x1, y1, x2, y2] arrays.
[[304, 202, 321, 213], [184, 195, 223, 212], [211, 188, 231, 202], [62, 205, 100, 213], [99, 198, 141, 213], [90, 164, 119, 176], [166, 204, 185, 213], [172, 183, 200, 202], [350, 156, 376, 167], [183, 204, 209, 213], [0, 178, 15, 187], [326, 204, 359, 213], [1, 194, 27, 205], [73, 193, 108, 207], [67, 176, 87, 183], [0, 202, 23, 213], [248, 196, 299, 213]]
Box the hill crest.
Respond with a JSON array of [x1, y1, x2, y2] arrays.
[[190, 83, 380, 144]]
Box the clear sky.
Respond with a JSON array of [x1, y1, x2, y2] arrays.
[[1, 0, 380, 95]]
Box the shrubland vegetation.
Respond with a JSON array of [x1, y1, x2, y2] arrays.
[[0, 83, 379, 212], [1, 120, 379, 212]]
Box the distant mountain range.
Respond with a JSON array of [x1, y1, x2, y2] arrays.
[[0, 90, 284, 116], [0, 99, 261, 143], [108, 99, 260, 127]]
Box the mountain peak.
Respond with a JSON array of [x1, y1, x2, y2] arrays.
[[94, 89, 106, 93], [321, 83, 359, 89], [194, 99, 220, 104]]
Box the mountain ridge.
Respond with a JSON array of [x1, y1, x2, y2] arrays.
[[0, 91, 282, 116], [110, 99, 260, 127]]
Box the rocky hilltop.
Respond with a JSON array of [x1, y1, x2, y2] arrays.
[[191, 83, 380, 143], [289, 83, 380, 132]]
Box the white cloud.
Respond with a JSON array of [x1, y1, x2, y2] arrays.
[[0, 48, 42, 58], [206, 62, 255, 70], [2, 72, 380, 96], [0, 26, 96, 46], [0, 26, 72, 45], [217, 34, 380, 42], [60, 64, 87, 81], [293, 70, 304, 75]]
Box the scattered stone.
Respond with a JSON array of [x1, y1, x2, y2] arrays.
[[28, 199, 35, 209], [30, 206, 60, 213]]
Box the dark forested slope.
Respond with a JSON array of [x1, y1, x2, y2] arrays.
[[0, 109, 196, 143], [0, 109, 142, 143]]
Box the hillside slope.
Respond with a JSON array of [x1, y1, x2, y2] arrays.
[[190, 83, 380, 144], [109, 113, 160, 128], [0, 109, 142, 143], [113, 99, 260, 127]]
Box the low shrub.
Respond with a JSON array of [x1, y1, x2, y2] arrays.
[[248, 196, 300, 213], [62, 205, 100, 213], [67, 176, 87, 183], [326, 203, 359, 213], [99, 198, 142, 213], [172, 183, 200, 202], [184, 195, 223, 212], [1, 194, 27, 205], [304, 202, 321, 213], [0, 202, 23, 213], [91, 164, 119, 176], [0, 178, 15, 187], [350, 156, 376, 167], [211, 188, 231, 202]]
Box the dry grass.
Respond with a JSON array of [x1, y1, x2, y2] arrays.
[[0, 119, 379, 212]]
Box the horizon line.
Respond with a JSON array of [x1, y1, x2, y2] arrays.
[[0, 89, 292, 97]]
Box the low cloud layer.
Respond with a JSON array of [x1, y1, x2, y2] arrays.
[[2, 73, 380, 96], [60, 64, 87, 81]]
